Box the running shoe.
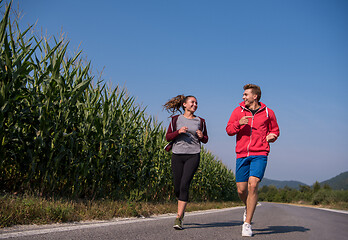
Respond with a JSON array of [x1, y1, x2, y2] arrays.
[[242, 222, 253, 237], [173, 217, 183, 230]]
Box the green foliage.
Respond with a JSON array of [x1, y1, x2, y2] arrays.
[[333, 189, 348, 202], [312, 189, 333, 205], [0, 2, 237, 202], [191, 148, 238, 201], [259, 183, 348, 206], [319, 171, 348, 190], [298, 184, 313, 202], [313, 181, 321, 193], [312, 189, 348, 205], [259, 185, 278, 202]]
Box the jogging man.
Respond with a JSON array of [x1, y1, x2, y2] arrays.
[[226, 84, 279, 237]]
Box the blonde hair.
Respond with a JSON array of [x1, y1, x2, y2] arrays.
[[244, 84, 261, 101], [164, 95, 196, 115]]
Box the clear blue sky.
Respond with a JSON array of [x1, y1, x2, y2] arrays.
[[10, 0, 348, 185]]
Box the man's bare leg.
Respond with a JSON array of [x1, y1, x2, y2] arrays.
[[245, 176, 260, 224], [236, 181, 248, 205]]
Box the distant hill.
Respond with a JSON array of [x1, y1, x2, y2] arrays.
[[320, 171, 348, 190], [259, 178, 307, 190], [259, 171, 348, 190]]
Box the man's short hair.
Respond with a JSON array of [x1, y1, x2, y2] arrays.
[[244, 84, 261, 101]]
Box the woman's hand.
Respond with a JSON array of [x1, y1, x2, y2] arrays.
[[196, 129, 203, 139], [178, 126, 188, 134]]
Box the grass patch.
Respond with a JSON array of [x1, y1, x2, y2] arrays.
[[0, 194, 242, 228], [1, 194, 346, 229], [291, 201, 348, 211]]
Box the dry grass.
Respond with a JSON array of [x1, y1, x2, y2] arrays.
[[2, 193, 346, 228], [289, 201, 348, 211], [0, 194, 242, 228]]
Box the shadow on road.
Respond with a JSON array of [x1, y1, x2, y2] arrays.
[[184, 221, 241, 229], [253, 225, 310, 235]]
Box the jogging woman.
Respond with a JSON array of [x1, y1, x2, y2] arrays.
[[164, 95, 208, 230]]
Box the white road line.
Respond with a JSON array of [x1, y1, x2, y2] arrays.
[[0, 206, 244, 239], [268, 202, 348, 215]]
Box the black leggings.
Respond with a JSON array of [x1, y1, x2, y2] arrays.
[[171, 153, 200, 202]]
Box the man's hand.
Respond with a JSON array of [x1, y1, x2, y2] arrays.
[[239, 116, 253, 125], [266, 133, 277, 143], [178, 126, 188, 134], [196, 129, 203, 139]]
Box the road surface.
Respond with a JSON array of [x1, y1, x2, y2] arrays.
[[1, 202, 347, 239]]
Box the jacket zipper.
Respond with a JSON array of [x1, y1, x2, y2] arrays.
[[244, 106, 264, 157], [246, 118, 253, 157]]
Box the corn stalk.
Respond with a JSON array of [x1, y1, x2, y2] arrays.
[[0, 2, 238, 201]]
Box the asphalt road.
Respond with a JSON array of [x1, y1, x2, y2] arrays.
[[1, 202, 348, 240]]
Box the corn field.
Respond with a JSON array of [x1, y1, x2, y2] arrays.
[[0, 2, 237, 202]]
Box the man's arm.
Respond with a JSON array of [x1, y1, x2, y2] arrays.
[[266, 109, 280, 143], [226, 107, 244, 136]]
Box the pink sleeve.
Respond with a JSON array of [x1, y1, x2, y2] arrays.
[[226, 108, 241, 136], [267, 109, 280, 137]]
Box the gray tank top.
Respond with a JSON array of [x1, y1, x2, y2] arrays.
[[172, 115, 201, 154]]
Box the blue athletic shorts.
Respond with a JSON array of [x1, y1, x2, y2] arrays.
[[235, 155, 268, 182]]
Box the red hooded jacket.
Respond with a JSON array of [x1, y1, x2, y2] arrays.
[[226, 102, 279, 158]]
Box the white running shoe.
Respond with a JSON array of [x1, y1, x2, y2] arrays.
[[242, 222, 253, 237], [243, 208, 247, 222]]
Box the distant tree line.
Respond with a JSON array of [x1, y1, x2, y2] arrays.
[[259, 181, 348, 206]]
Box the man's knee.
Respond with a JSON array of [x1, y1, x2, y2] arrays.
[[237, 182, 248, 195], [248, 177, 260, 192], [237, 188, 246, 196]]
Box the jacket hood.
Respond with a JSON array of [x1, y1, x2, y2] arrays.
[[239, 101, 267, 110]]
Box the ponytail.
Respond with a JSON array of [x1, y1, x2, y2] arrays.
[[164, 95, 195, 115]]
